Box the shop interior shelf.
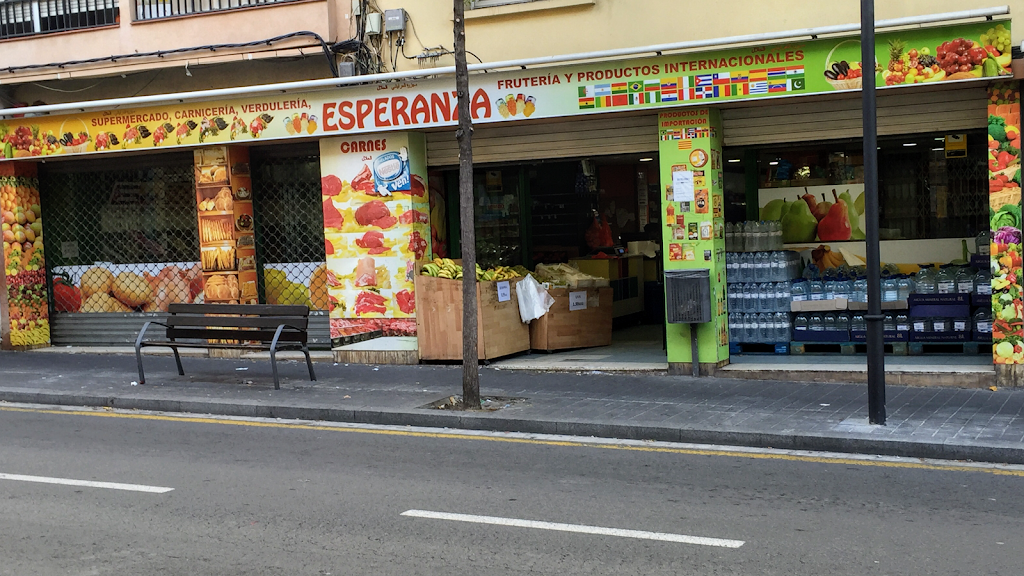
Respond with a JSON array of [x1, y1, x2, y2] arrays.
[[199, 211, 234, 217]]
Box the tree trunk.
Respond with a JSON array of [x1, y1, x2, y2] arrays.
[[453, 0, 480, 409]]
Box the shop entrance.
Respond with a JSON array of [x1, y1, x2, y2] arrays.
[[723, 129, 994, 372], [431, 153, 668, 370]]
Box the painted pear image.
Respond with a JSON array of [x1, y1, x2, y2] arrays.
[[839, 189, 865, 240], [760, 197, 791, 221], [817, 190, 853, 241], [782, 197, 818, 243]]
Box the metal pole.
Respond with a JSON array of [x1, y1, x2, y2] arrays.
[[861, 0, 886, 425]]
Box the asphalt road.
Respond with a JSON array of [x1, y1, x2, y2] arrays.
[[1, 406, 1023, 576]]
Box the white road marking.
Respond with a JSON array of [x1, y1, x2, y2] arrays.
[[0, 473, 173, 494], [401, 509, 744, 548]]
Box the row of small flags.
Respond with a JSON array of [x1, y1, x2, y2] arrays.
[[578, 67, 804, 109]]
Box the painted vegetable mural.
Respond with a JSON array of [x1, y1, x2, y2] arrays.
[[988, 83, 1024, 365]]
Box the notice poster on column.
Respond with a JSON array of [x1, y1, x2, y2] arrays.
[[320, 134, 431, 342]]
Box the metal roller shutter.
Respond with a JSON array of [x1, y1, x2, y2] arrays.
[[721, 86, 988, 147], [426, 114, 659, 166]]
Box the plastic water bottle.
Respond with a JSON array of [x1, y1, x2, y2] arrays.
[[956, 267, 975, 294], [853, 277, 868, 303], [742, 222, 754, 252], [882, 277, 899, 302], [915, 265, 937, 294], [824, 313, 837, 332], [897, 276, 914, 300], [776, 282, 791, 311], [773, 221, 784, 250], [793, 313, 809, 335], [936, 265, 956, 295], [759, 283, 774, 313], [809, 280, 824, 301], [974, 309, 992, 335], [791, 279, 807, 303], [836, 313, 850, 333], [729, 312, 740, 342], [753, 252, 768, 282], [851, 313, 867, 333], [809, 313, 825, 332], [757, 313, 771, 343], [725, 223, 736, 253], [743, 313, 757, 342], [975, 268, 991, 296], [912, 317, 930, 334], [883, 314, 896, 332], [932, 316, 948, 333], [896, 313, 910, 332], [835, 279, 852, 302], [824, 280, 837, 301], [755, 222, 768, 253], [728, 286, 739, 313], [740, 252, 753, 282]]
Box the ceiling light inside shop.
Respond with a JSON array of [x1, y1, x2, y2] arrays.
[[769, 161, 779, 166], [903, 143, 917, 147], [728, 158, 741, 163], [932, 147, 944, 151], [638, 157, 653, 162], [935, 137, 945, 141]]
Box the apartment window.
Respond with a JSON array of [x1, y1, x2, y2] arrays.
[[134, 0, 301, 21], [1, 0, 118, 39]]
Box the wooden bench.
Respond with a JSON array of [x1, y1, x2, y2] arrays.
[[134, 303, 316, 389]]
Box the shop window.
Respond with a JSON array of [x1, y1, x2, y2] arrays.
[[39, 154, 201, 315], [249, 147, 328, 310], [748, 130, 988, 241]]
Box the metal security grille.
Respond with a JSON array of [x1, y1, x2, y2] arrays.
[[134, 0, 298, 20], [249, 146, 327, 311], [39, 154, 200, 319], [1, 0, 118, 39]]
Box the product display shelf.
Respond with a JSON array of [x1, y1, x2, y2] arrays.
[[529, 287, 613, 351]]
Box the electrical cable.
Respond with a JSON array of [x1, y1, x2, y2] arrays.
[[1, 31, 339, 77], [29, 81, 105, 93]]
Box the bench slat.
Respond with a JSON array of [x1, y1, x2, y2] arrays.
[[165, 316, 309, 329], [165, 328, 308, 343], [168, 303, 310, 317]]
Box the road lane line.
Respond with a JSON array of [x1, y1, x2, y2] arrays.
[[0, 473, 173, 494], [401, 509, 744, 548], [4, 403, 1024, 477]]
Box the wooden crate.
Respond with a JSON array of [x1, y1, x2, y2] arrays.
[[415, 274, 530, 360], [529, 287, 613, 351]]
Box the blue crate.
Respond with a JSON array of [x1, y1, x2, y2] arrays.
[[850, 330, 909, 342], [909, 304, 971, 318], [910, 331, 971, 343], [792, 329, 850, 343], [908, 294, 970, 306]]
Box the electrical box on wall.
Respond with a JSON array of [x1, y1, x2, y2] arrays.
[[351, 0, 360, 15], [384, 9, 406, 32], [364, 12, 382, 35]]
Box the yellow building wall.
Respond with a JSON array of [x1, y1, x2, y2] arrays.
[[388, 0, 1024, 72]]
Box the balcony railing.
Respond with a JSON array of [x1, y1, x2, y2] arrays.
[[134, 0, 301, 21], [1, 0, 118, 39]]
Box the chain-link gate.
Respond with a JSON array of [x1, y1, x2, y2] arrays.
[[249, 146, 327, 312], [39, 154, 199, 344]]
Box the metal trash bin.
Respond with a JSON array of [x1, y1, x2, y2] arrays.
[[665, 269, 712, 324], [664, 269, 712, 377]]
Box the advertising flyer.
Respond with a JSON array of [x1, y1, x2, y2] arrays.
[[320, 134, 431, 341], [0, 21, 1010, 161]]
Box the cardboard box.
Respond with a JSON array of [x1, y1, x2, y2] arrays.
[[529, 287, 613, 351], [847, 300, 908, 311], [791, 298, 848, 312], [415, 275, 530, 361]]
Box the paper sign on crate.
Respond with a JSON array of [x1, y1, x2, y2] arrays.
[[569, 291, 587, 311]]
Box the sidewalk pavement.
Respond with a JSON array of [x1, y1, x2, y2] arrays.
[[2, 350, 1024, 464]]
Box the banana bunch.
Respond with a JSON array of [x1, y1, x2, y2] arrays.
[[811, 244, 846, 270], [476, 264, 522, 282], [421, 258, 463, 279]]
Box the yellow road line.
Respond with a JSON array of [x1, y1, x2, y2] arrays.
[[3, 405, 1022, 477]]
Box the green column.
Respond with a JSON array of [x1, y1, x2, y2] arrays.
[[659, 108, 728, 374]]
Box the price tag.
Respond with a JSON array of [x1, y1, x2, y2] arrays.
[[496, 281, 511, 302], [569, 291, 587, 311]]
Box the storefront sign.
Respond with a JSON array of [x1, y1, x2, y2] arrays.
[[0, 20, 1010, 161], [320, 133, 430, 341]]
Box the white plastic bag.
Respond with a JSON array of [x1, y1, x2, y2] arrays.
[[516, 274, 555, 323]]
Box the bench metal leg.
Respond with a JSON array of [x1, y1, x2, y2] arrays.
[[270, 324, 286, 390], [303, 345, 316, 382], [135, 321, 151, 385], [171, 346, 184, 376]]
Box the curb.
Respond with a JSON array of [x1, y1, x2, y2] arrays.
[[2, 388, 1023, 465]]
